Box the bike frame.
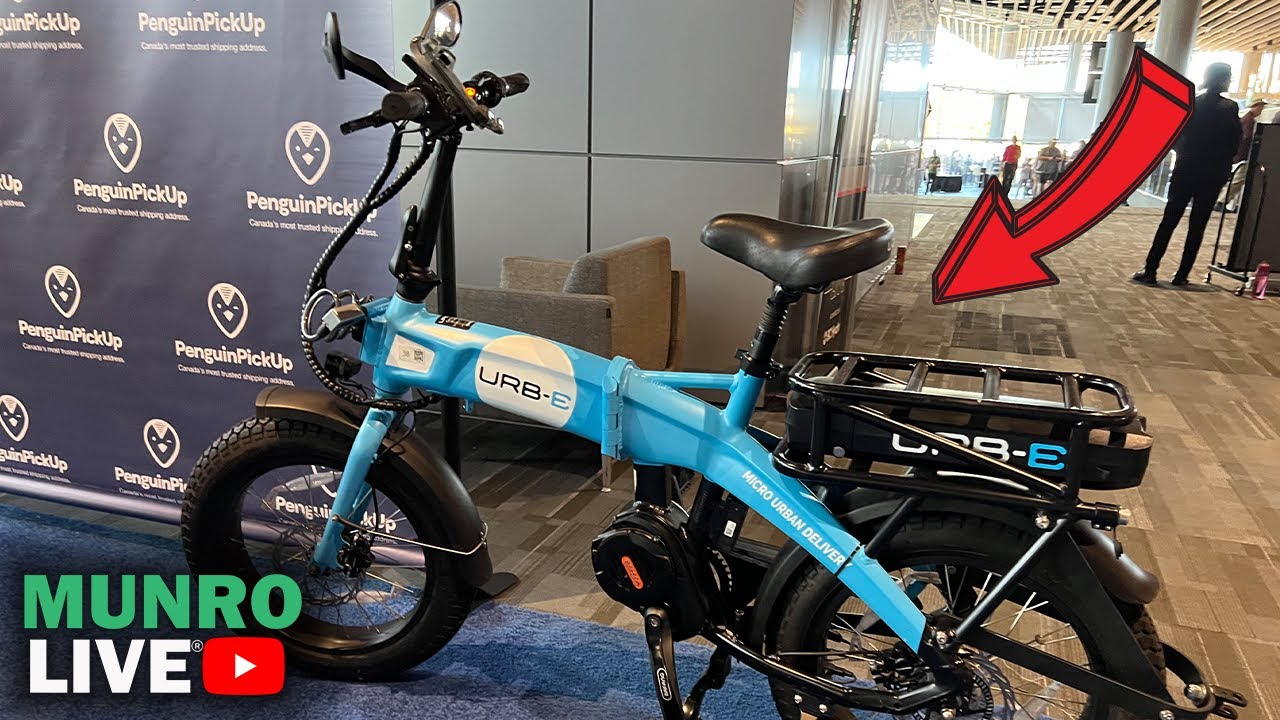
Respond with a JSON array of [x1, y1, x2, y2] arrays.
[[309, 293, 928, 650]]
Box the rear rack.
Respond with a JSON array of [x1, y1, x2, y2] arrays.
[[774, 352, 1152, 514], [788, 352, 1138, 425]]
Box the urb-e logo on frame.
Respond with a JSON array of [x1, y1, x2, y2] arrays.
[[103, 112, 142, 174], [285, 121, 330, 186]]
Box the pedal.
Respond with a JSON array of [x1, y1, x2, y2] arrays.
[[642, 607, 687, 720]]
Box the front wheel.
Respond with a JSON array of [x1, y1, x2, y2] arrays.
[[768, 513, 1165, 720], [181, 417, 475, 680]]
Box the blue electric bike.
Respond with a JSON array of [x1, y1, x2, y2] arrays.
[[182, 5, 1246, 720]]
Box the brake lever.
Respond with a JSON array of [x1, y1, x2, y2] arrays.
[[340, 46, 406, 92], [340, 110, 391, 135]]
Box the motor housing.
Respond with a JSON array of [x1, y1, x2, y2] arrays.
[[592, 502, 709, 639]]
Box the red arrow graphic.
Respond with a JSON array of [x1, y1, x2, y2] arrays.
[[932, 50, 1194, 304]]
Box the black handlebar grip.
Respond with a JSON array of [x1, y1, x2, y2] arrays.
[[502, 73, 530, 97], [381, 89, 428, 122]]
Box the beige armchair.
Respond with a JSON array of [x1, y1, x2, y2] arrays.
[[454, 236, 686, 370], [430, 237, 684, 489]]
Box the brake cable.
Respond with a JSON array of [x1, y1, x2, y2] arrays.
[[300, 125, 440, 411]]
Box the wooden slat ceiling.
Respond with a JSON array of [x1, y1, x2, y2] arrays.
[[938, 0, 1280, 55]]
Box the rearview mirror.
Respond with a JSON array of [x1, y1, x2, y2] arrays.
[[425, 2, 462, 48], [323, 12, 345, 80]]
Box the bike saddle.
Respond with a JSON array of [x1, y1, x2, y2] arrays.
[[700, 213, 894, 289]]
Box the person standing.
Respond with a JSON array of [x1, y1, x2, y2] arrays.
[[1033, 139, 1063, 196], [1000, 136, 1021, 196], [926, 152, 941, 194], [1133, 63, 1242, 287]]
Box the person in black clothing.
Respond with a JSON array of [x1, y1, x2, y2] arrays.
[[1133, 63, 1241, 287]]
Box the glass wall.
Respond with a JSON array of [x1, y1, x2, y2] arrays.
[[833, 0, 933, 228], [919, 23, 1253, 203]]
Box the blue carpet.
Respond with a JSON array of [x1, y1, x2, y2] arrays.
[[0, 502, 778, 719]]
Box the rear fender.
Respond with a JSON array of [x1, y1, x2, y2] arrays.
[[254, 386, 493, 587], [748, 489, 1161, 681], [748, 489, 1027, 648]]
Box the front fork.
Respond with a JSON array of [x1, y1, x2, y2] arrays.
[[311, 407, 398, 570]]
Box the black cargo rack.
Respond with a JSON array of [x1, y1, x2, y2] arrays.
[[773, 352, 1152, 517]]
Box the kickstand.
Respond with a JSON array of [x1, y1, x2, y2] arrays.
[[684, 647, 732, 718], [642, 607, 733, 720], [474, 571, 519, 603]]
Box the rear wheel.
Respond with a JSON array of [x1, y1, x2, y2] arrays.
[[181, 417, 474, 680], [768, 513, 1164, 720]]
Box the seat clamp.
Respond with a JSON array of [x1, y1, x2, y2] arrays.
[[736, 348, 783, 380]]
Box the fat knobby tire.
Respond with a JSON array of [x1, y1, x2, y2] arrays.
[[181, 416, 474, 680]]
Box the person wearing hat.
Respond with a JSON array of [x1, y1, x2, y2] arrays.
[[1133, 62, 1242, 287], [1235, 99, 1267, 164]]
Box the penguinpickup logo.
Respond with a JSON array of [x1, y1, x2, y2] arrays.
[[142, 419, 180, 469], [113, 419, 185, 495], [103, 113, 140, 174], [136, 11, 267, 38], [0, 394, 70, 476], [72, 113, 191, 216], [1, 394, 29, 442], [243, 121, 374, 227], [0, 10, 80, 38], [173, 282, 295, 384], [15, 264, 127, 362], [285, 121, 329, 186], [44, 265, 79, 319], [0, 171, 24, 208], [207, 282, 248, 339]]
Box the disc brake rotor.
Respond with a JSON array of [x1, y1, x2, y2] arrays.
[[272, 525, 361, 607]]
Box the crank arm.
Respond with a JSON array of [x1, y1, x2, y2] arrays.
[[641, 609, 738, 720], [642, 607, 686, 720], [966, 629, 1245, 719]]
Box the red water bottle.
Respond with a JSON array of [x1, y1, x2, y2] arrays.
[[1255, 262, 1270, 299]]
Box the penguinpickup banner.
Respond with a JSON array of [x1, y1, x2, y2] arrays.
[[0, 1, 398, 519]]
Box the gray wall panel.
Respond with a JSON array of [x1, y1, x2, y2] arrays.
[[401, 150, 588, 287], [394, 0, 590, 153], [591, 0, 793, 161], [591, 157, 781, 370]]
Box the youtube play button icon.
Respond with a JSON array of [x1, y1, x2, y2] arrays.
[[202, 637, 285, 695]]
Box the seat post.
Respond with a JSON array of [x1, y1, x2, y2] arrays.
[[739, 285, 803, 379]]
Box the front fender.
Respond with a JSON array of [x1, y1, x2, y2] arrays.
[[254, 386, 493, 587]]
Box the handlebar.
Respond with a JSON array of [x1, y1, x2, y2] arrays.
[[375, 70, 530, 128], [381, 89, 429, 123], [501, 73, 530, 98]]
